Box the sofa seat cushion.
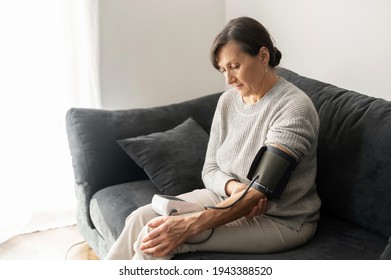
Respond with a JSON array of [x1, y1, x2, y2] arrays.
[[90, 180, 160, 241], [173, 212, 387, 260]]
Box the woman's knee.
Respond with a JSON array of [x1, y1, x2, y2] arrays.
[[125, 203, 158, 226], [277, 221, 317, 251], [299, 222, 317, 243]]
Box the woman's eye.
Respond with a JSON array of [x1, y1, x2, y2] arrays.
[[218, 64, 239, 74]]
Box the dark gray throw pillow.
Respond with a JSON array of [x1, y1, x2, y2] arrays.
[[117, 118, 209, 195]]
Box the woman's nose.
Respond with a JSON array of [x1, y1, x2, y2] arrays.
[[225, 70, 236, 85]]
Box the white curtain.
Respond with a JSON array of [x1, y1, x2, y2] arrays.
[[0, 0, 100, 244]]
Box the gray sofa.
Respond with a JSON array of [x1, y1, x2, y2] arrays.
[[66, 67, 391, 260]]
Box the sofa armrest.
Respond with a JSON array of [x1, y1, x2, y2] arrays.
[[65, 92, 221, 228]]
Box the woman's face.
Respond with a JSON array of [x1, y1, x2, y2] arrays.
[[216, 41, 268, 99]]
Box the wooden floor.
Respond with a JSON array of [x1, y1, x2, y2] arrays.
[[0, 225, 99, 260]]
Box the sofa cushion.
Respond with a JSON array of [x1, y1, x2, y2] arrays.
[[90, 180, 160, 241], [117, 118, 208, 195]]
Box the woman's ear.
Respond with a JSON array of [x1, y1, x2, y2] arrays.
[[258, 46, 270, 64]]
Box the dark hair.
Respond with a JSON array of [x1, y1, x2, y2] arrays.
[[210, 17, 282, 69]]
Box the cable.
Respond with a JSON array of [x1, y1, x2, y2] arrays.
[[64, 240, 86, 260]]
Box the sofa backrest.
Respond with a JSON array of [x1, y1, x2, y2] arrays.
[[278, 67, 391, 238], [66, 93, 221, 227]]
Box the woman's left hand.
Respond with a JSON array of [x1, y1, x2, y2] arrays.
[[245, 195, 268, 220], [140, 215, 191, 257], [226, 181, 268, 220]]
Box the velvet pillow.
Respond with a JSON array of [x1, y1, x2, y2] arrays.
[[117, 118, 209, 195]]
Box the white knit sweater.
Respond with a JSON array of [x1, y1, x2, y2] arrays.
[[202, 77, 321, 230]]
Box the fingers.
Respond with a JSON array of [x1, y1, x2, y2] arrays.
[[245, 197, 268, 220], [147, 216, 167, 228], [143, 243, 174, 257], [245, 205, 257, 220], [140, 232, 160, 250], [258, 197, 268, 214], [142, 216, 168, 243], [141, 228, 181, 257], [140, 226, 172, 256], [141, 216, 187, 257], [141, 238, 170, 256], [142, 226, 160, 244]]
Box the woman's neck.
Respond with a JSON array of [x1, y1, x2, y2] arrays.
[[242, 72, 279, 105]]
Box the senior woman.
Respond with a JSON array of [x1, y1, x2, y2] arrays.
[[105, 16, 321, 260]]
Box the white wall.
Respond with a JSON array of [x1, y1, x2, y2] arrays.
[[99, 0, 225, 110], [225, 0, 391, 101]]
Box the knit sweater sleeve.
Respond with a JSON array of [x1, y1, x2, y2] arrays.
[[201, 96, 235, 197], [265, 94, 319, 160]]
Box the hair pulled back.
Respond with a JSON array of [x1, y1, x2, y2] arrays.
[[210, 17, 281, 70]]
